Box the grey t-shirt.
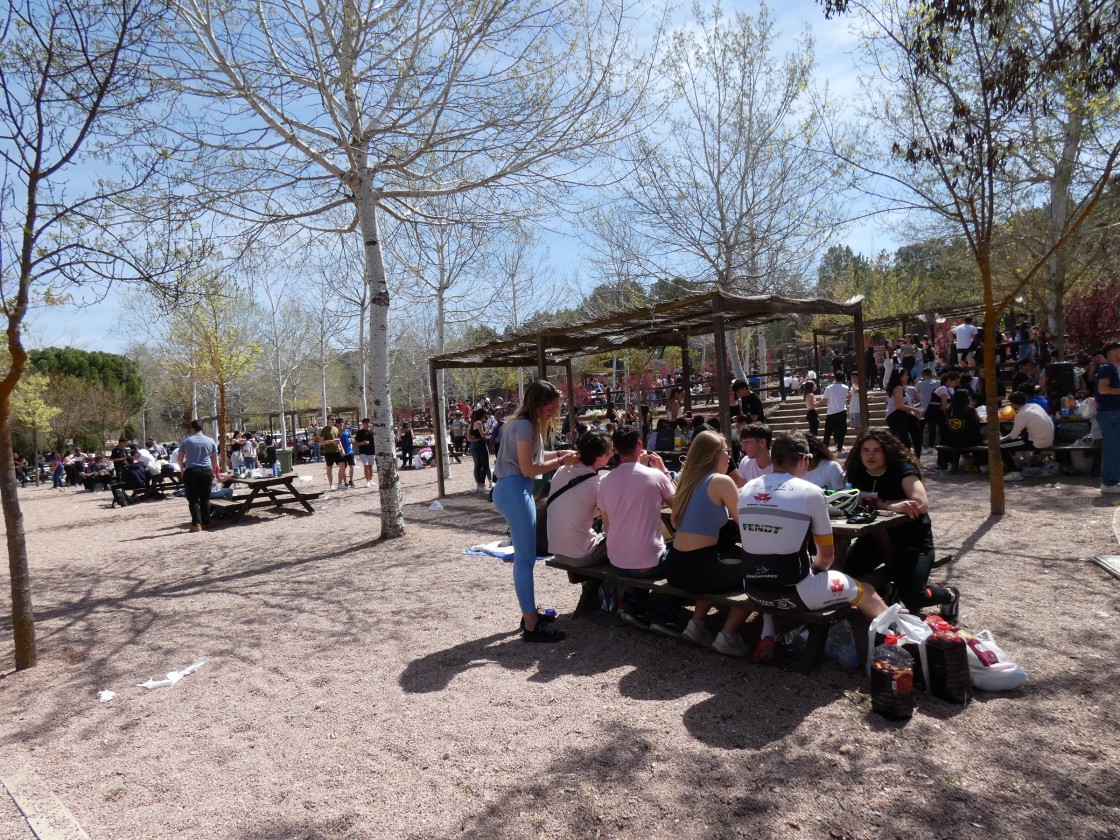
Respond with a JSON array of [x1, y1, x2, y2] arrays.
[[493, 418, 541, 479], [179, 432, 217, 470]]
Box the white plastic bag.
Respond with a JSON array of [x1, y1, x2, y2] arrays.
[[1077, 397, 1097, 421], [866, 604, 932, 689], [964, 630, 1028, 691]]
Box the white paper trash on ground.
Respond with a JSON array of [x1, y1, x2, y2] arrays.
[[429, 501, 444, 510], [97, 690, 116, 702], [137, 656, 209, 690]]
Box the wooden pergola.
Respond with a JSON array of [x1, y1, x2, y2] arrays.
[[428, 291, 869, 497]]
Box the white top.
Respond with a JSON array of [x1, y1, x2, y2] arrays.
[[952, 322, 979, 349], [546, 465, 604, 559], [736, 458, 773, 484], [822, 382, 849, 415], [804, 459, 846, 490], [1003, 402, 1055, 448]]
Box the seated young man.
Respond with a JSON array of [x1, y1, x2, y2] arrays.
[[732, 423, 773, 487], [547, 429, 613, 568], [999, 390, 1055, 480], [596, 426, 681, 635], [738, 431, 888, 663]]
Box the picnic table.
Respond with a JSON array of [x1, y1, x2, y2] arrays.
[[561, 509, 947, 672], [215, 474, 321, 522]]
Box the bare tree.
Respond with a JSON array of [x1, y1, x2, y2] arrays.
[[600, 1, 852, 379], [0, 0, 189, 669], [821, 0, 1120, 513], [158, 0, 652, 538]]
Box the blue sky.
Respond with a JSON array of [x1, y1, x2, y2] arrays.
[[25, 0, 900, 354]]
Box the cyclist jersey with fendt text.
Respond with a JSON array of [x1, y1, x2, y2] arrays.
[[737, 473, 832, 590]]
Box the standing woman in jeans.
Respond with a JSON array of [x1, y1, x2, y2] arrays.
[[491, 380, 576, 642], [467, 408, 492, 492]]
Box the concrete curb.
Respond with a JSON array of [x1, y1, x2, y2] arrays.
[[0, 755, 90, 840]]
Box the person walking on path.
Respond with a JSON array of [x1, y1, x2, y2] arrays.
[[320, 414, 343, 490], [1095, 341, 1120, 495], [177, 419, 220, 533]]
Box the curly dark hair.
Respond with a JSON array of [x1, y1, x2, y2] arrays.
[[844, 427, 922, 480]]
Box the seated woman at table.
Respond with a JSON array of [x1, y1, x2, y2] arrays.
[[941, 389, 986, 471], [842, 428, 960, 622], [802, 434, 845, 490], [663, 430, 751, 656]]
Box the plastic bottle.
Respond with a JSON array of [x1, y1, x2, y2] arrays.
[[825, 620, 860, 670], [870, 639, 915, 719], [927, 631, 972, 704], [844, 482, 853, 490], [272, 461, 280, 477]]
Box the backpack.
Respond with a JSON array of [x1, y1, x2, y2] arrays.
[[111, 484, 131, 508]]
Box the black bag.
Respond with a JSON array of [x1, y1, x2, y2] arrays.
[[111, 484, 131, 508], [535, 472, 597, 556]]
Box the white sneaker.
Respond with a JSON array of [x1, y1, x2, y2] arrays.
[[475, 484, 486, 493], [712, 631, 750, 658], [1003, 471, 1024, 481], [1102, 484, 1120, 494], [683, 619, 714, 647], [329, 483, 336, 491], [365, 480, 373, 488]]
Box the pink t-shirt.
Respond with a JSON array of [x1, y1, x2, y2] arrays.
[[597, 461, 675, 570]]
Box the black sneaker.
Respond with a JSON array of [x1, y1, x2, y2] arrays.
[[620, 611, 651, 631], [522, 621, 566, 643], [940, 586, 961, 624], [518, 609, 557, 631]]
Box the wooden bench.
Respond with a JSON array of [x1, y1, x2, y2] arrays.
[[936, 443, 1100, 476], [546, 550, 957, 672], [546, 558, 852, 673]]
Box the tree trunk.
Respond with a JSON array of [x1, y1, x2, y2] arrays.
[[218, 382, 228, 472], [982, 266, 1005, 516], [1047, 104, 1083, 362], [730, 328, 749, 381], [354, 179, 404, 539], [359, 299, 369, 418], [0, 406, 36, 669]]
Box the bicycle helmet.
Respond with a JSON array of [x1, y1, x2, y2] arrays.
[[825, 487, 861, 518]]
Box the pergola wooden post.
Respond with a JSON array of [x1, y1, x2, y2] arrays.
[[680, 341, 692, 414], [711, 297, 732, 448], [429, 359, 448, 497], [563, 358, 577, 443]]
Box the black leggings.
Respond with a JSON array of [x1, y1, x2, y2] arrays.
[[470, 439, 491, 485], [806, 408, 819, 437], [887, 410, 922, 457], [843, 519, 951, 610]]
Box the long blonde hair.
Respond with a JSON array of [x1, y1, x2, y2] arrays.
[[510, 380, 560, 447], [670, 431, 726, 530]]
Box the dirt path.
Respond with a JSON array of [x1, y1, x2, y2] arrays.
[[2, 461, 1118, 839]]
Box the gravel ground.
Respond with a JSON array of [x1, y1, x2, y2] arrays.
[[1, 458, 1119, 840]]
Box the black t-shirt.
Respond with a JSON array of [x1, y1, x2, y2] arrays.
[[848, 459, 931, 544], [354, 428, 375, 456], [739, 393, 765, 422], [943, 408, 983, 447]]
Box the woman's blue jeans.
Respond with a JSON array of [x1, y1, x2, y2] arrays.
[[51, 465, 64, 489], [492, 475, 538, 613], [1099, 410, 1120, 487]]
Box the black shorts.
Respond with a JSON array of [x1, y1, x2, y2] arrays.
[[324, 451, 345, 466]]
